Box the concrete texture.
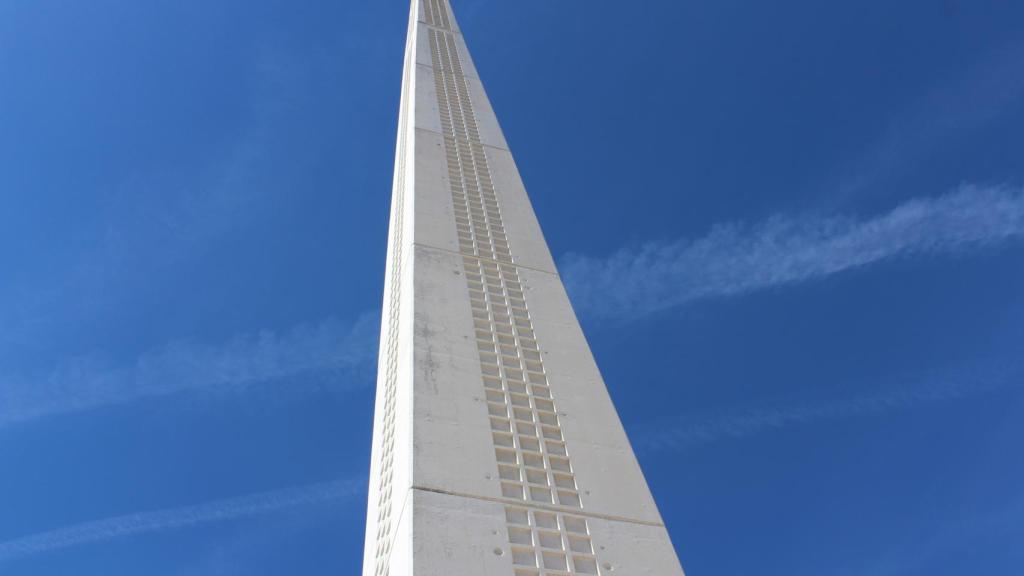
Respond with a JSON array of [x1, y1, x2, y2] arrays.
[[363, 1, 685, 574]]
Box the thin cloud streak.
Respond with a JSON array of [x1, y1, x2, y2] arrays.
[[562, 184, 1024, 320], [829, 40, 1024, 205], [0, 480, 361, 564], [637, 363, 1022, 452], [0, 312, 379, 428]]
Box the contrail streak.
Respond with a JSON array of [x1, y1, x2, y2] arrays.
[[0, 312, 379, 428], [561, 184, 1024, 320], [637, 363, 1023, 451], [0, 479, 361, 564]]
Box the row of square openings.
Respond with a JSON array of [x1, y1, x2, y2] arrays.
[[439, 118, 482, 154], [462, 260, 583, 510], [432, 66, 474, 129], [372, 168, 405, 575], [435, 81, 483, 156], [423, 0, 452, 30], [431, 29, 467, 79], [505, 507, 601, 575], [440, 118, 482, 149], [454, 205, 510, 262]]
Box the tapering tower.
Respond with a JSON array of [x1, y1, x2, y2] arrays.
[[363, 1, 685, 574]]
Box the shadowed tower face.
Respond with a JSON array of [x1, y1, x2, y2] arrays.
[[362, 1, 685, 574]]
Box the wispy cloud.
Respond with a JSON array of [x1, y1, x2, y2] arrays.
[[839, 490, 1024, 576], [0, 312, 379, 428], [561, 184, 1024, 320], [829, 40, 1024, 204], [0, 41, 305, 353], [0, 479, 361, 564], [636, 362, 1023, 452]]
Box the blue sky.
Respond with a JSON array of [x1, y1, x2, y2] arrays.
[[2, 0, 1023, 574]]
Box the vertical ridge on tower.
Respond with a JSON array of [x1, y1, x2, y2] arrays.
[[363, 2, 685, 574]]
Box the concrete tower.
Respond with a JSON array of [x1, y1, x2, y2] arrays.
[[363, 1, 685, 574]]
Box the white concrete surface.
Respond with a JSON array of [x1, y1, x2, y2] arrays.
[[363, 1, 685, 574]]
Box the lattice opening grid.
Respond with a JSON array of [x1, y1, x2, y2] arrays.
[[424, 0, 452, 30], [505, 506, 601, 575], [427, 16, 606, 575], [370, 18, 415, 576]]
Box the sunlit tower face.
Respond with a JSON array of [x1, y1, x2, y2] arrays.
[[362, 1, 685, 574]]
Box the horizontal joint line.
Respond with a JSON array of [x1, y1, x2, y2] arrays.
[[411, 242, 559, 277], [411, 126, 510, 152], [410, 485, 666, 528]]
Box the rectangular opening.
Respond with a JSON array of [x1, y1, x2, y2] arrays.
[[563, 516, 588, 535], [545, 440, 567, 456], [495, 448, 517, 464], [511, 547, 536, 567], [501, 482, 524, 499], [492, 432, 514, 447], [548, 456, 571, 472], [509, 393, 531, 408], [508, 526, 532, 545], [541, 551, 568, 571], [522, 452, 544, 469], [552, 472, 575, 489], [516, 421, 537, 437], [573, 556, 598, 574], [533, 510, 557, 529], [537, 530, 562, 550], [529, 486, 552, 503], [538, 412, 558, 426], [505, 507, 529, 525], [568, 535, 593, 554], [541, 426, 562, 440], [498, 464, 520, 481], [525, 468, 547, 485], [513, 407, 533, 422], [519, 437, 540, 452], [557, 490, 581, 508]]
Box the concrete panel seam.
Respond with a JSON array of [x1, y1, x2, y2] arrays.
[[411, 242, 560, 278], [413, 126, 510, 152], [410, 485, 667, 529]]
